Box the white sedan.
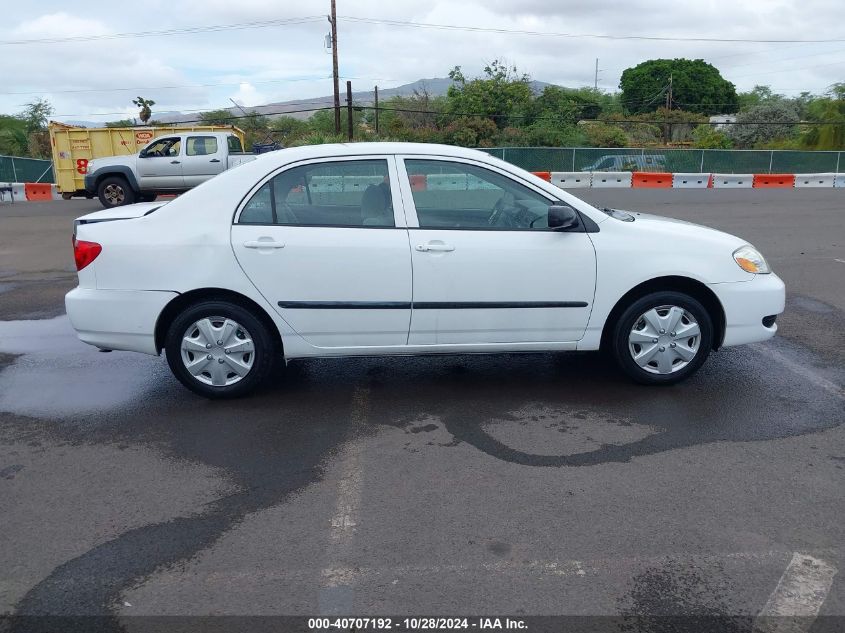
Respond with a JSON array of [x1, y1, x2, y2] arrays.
[[66, 143, 785, 398]]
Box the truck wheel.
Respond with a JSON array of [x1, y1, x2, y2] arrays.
[[138, 193, 158, 203], [97, 176, 136, 208]]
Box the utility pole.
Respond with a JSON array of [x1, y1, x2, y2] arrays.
[[346, 80, 353, 141], [374, 85, 379, 135], [664, 73, 674, 144], [666, 73, 673, 110], [594, 58, 599, 91], [329, 0, 340, 134]]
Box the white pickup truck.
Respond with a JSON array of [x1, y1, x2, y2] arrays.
[[84, 132, 262, 208]]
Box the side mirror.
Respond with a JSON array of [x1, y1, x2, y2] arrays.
[[548, 204, 579, 230], [139, 149, 148, 158]]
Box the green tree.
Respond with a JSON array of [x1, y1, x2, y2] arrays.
[[619, 59, 738, 115], [728, 102, 799, 148], [442, 117, 499, 147], [801, 83, 845, 150], [444, 60, 533, 129], [105, 118, 136, 128], [197, 108, 235, 125], [270, 116, 310, 144], [582, 122, 629, 147], [21, 98, 54, 133], [380, 88, 446, 134], [132, 96, 156, 124], [692, 124, 732, 149], [0, 115, 29, 156]]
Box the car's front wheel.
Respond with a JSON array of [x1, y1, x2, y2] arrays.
[[611, 291, 713, 385], [97, 176, 136, 208], [164, 300, 278, 398]]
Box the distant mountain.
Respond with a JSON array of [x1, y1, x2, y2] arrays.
[[61, 77, 559, 127], [153, 76, 558, 124]]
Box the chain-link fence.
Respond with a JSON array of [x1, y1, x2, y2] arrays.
[[481, 148, 844, 174], [0, 156, 54, 183]]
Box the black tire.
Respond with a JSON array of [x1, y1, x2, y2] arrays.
[[610, 291, 713, 385], [164, 300, 279, 399], [137, 193, 158, 202], [97, 175, 136, 208]]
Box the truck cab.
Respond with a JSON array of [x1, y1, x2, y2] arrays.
[[84, 132, 258, 208]]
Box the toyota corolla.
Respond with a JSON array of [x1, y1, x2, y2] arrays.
[[66, 143, 785, 398]]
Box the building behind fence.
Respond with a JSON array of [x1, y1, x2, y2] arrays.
[[1, 149, 843, 188], [0, 156, 54, 183]]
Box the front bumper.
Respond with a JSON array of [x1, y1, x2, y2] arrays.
[[710, 273, 785, 347], [65, 287, 178, 355]]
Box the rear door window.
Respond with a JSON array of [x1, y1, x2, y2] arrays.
[[239, 159, 394, 227]]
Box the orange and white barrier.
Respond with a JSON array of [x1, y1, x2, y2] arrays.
[[672, 173, 711, 188], [591, 172, 633, 188], [753, 174, 795, 188], [0, 182, 62, 202], [632, 172, 673, 188], [795, 173, 837, 188], [550, 172, 591, 188]]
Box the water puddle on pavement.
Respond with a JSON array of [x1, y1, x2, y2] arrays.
[[0, 315, 164, 418], [481, 405, 658, 457]]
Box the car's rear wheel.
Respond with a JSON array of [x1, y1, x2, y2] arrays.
[[164, 301, 278, 398], [97, 176, 136, 208], [611, 291, 713, 385]]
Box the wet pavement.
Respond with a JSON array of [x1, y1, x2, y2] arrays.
[[0, 192, 843, 628]]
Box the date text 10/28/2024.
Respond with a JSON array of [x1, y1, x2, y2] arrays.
[[308, 617, 527, 630]]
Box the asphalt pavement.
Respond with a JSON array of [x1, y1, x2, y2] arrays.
[[0, 190, 843, 630]]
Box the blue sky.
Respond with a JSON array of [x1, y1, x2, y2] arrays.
[[2, 0, 843, 123]]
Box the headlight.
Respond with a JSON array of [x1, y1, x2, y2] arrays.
[[733, 245, 770, 274]]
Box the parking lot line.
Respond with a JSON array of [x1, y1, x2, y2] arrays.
[[751, 343, 844, 399], [319, 385, 370, 614], [753, 553, 837, 632]]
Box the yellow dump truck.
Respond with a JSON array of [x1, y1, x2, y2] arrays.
[[49, 122, 246, 199]]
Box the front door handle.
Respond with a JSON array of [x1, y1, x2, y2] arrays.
[[209, 158, 221, 163], [244, 240, 285, 249], [170, 160, 181, 164], [416, 243, 455, 252]]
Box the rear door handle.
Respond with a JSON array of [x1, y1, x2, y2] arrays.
[[416, 243, 455, 252], [170, 160, 180, 164], [244, 240, 285, 249], [209, 159, 221, 163]]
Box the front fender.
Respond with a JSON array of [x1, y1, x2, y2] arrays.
[[85, 165, 141, 193]]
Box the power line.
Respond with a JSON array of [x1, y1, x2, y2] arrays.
[[340, 16, 845, 44], [0, 76, 335, 96], [0, 15, 323, 46]]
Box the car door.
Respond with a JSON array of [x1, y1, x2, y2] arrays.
[[136, 137, 184, 190], [182, 135, 226, 188], [397, 156, 597, 345], [231, 156, 412, 348]]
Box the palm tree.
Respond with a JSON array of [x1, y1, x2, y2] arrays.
[[132, 97, 156, 125]]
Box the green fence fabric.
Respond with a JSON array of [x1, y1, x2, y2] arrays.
[[482, 148, 844, 174], [0, 156, 54, 183]]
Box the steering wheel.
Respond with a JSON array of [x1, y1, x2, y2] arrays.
[[487, 197, 507, 227]]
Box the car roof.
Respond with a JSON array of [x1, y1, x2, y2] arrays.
[[255, 142, 500, 165]]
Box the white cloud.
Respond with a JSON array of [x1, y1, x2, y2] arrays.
[[1, 1, 843, 124], [230, 82, 266, 108]]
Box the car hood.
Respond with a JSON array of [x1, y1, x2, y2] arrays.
[[609, 209, 748, 247]]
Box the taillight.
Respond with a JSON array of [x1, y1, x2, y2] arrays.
[[73, 237, 102, 271]]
